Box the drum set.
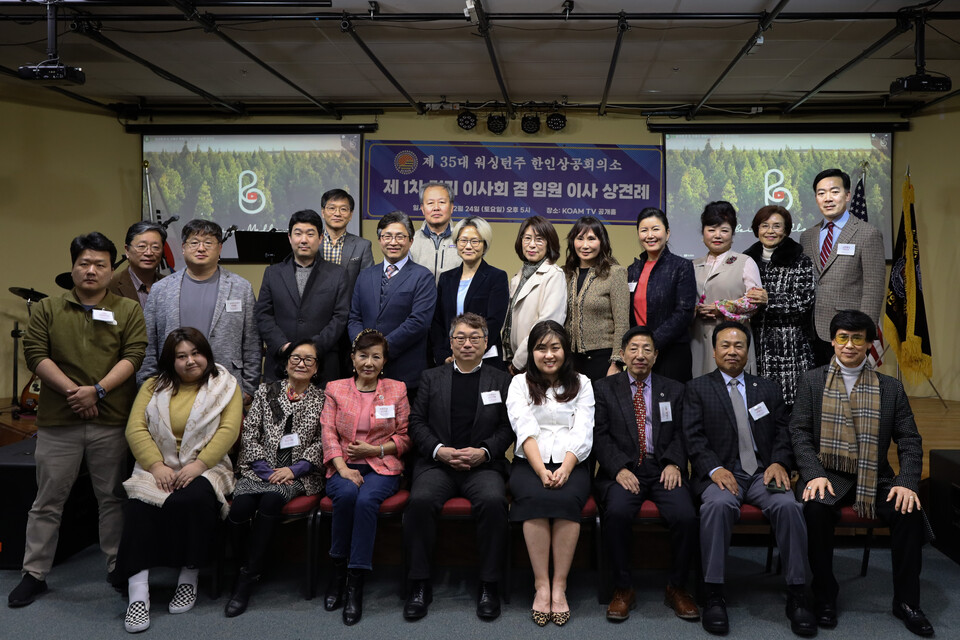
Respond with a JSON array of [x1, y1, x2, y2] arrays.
[[6, 286, 46, 418]]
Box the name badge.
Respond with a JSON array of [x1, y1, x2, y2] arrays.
[[659, 402, 672, 422], [481, 390, 502, 405], [836, 243, 856, 256], [375, 404, 395, 419], [279, 433, 300, 449], [628, 282, 638, 292], [92, 309, 117, 325], [748, 402, 770, 420], [225, 299, 242, 313]]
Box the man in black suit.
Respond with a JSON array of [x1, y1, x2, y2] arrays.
[[791, 310, 932, 637], [255, 209, 350, 383], [594, 326, 699, 622], [683, 321, 815, 637], [402, 312, 513, 621]]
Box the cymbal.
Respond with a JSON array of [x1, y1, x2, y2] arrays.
[[9, 287, 47, 302]]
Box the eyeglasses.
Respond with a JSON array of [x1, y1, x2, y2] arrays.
[[184, 239, 218, 250], [130, 243, 163, 254], [289, 355, 317, 366], [457, 238, 483, 247], [521, 235, 545, 247], [380, 233, 409, 243], [324, 205, 351, 214], [452, 334, 485, 345], [834, 333, 867, 346], [758, 223, 785, 231]]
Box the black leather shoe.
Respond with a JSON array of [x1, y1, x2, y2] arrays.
[[786, 592, 818, 637], [8, 574, 47, 608], [342, 570, 365, 626], [893, 601, 934, 637], [701, 594, 729, 635], [476, 582, 500, 621], [324, 559, 347, 611], [816, 601, 838, 629], [224, 568, 258, 618], [107, 568, 125, 595], [403, 580, 432, 621]]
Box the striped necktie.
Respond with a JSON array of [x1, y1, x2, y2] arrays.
[[819, 221, 835, 269]]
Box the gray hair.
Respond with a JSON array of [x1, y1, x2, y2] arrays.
[[419, 181, 454, 205], [124, 221, 167, 246], [449, 312, 489, 338], [452, 216, 493, 256], [377, 211, 414, 238]]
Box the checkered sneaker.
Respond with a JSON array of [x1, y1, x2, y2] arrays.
[[168, 584, 197, 614], [124, 601, 150, 633]]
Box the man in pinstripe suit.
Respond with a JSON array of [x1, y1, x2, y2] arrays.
[[790, 310, 932, 636], [683, 321, 815, 636]]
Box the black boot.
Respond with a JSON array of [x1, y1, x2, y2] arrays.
[[342, 569, 365, 626], [224, 567, 259, 618], [324, 557, 348, 611]]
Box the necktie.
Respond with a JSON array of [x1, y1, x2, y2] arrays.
[[385, 263, 398, 279], [380, 264, 398, 306], [633, 381, 647, 464], [819, 221, 835, 269], [728, 379, 758, 475]]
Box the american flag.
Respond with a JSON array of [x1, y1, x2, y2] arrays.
[[850, 171, 884, 367]]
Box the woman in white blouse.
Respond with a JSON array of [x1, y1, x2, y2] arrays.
[[506, 320, 594, 627]]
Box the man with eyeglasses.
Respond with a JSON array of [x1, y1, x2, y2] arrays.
[[348, 211, 437, 405], [402, 312, 513, 621], [319, 189, 374, 293], [139, 219, 260, 402], [110, 221, 167, 308], [255, 209, 350, 385], [791, 309, 932, 636], [410, 182, 461, 283]]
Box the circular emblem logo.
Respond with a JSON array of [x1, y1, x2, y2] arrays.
[[394, 150, 418, 175]]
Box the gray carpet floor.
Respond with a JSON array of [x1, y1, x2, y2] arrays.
[[2, 543, 957, 639]]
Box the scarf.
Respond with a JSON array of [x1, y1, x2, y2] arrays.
[[123, 364, 238, 518], [502, 258, 545, 364], [819, 357, 882, 517]]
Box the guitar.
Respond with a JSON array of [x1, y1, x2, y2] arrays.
[[19, 375, 41, 413]]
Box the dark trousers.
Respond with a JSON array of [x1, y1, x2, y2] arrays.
[[804, 491, 924, 607], [602, 460, 698, 588], [652, 341, 693, 383], [813, 338, 834, 367], [573, 349, 614, 382], [227, 492, 287, 575], [403, 466, 508, 583], [325, 464, 399, 570]]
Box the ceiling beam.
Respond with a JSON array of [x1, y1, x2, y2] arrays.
[[688, 0, 791, 120], [597, 12, 628, 117], [468, 0, 514, 119], [339, 17, 425, 115], [163, 0, 340, 118], [71, 19, 245, 114]]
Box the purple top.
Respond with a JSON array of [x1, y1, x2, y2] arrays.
[[250, 458, 313, 481]]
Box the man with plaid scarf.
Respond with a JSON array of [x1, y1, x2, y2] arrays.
[[791, 309, 931, 637]]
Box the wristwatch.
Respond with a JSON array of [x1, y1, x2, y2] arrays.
[[94, 383, 107, 400]]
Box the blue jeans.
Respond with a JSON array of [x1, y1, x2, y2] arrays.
[[325, 464, 400, 570]]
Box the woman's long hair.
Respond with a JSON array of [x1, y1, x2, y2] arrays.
[[563, 216, 617, 278], [524, 320, 580, 405], [154, 327, 218, 394]]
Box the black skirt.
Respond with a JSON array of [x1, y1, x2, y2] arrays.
[[508, 458, 590, 522]]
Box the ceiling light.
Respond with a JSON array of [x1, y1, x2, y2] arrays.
[[457, 109, 478, 130], [546, 112, 566, 131], [487, 113, 507, 134], [521, 113, 540, 134]]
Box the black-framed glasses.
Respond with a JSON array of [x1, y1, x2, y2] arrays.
[[452, 335, 485, 345], [289, 355, 318, 366]]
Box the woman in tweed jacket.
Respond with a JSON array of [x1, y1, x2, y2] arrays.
[[224, 339, 326, 617], [743, 206, 815, 407], [563, 216, 630, 381]]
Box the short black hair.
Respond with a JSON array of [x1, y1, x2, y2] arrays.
[[275, 338, 322, 385], [154, 327, 219, 394], [288, 209, 323, 235], [377, 211, 414, 238], [712, 320, 751, 348], [701, 201, 738, 231], [620, 325, 657, 351], [124, 221, 167, 246], [181, 219, 223, 243], [829, 310, 877, 342], [636, 207, 670, 231], [813, 168, 851, 192], [70, 232, 117, 266], [321, 189, 355, 211]]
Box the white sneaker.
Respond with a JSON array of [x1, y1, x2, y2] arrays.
[[168, 584, 197, 614], [124, 601, 150, 633]]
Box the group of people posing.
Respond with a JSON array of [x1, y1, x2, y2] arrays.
[[8, 169, 932, 637]]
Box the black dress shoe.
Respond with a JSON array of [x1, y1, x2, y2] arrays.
[[324, 559, 347, 611], [403, 580, 432, 621], [342, 570, 365, 626], [893, 601, 934, 637], [786, 592, 818, 637], [476, 582, 500, 621], [8, 574, 47, 608], [701, 594, 729, 635], [816, 601, 838, 629], [224, 568, 259, 618]]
